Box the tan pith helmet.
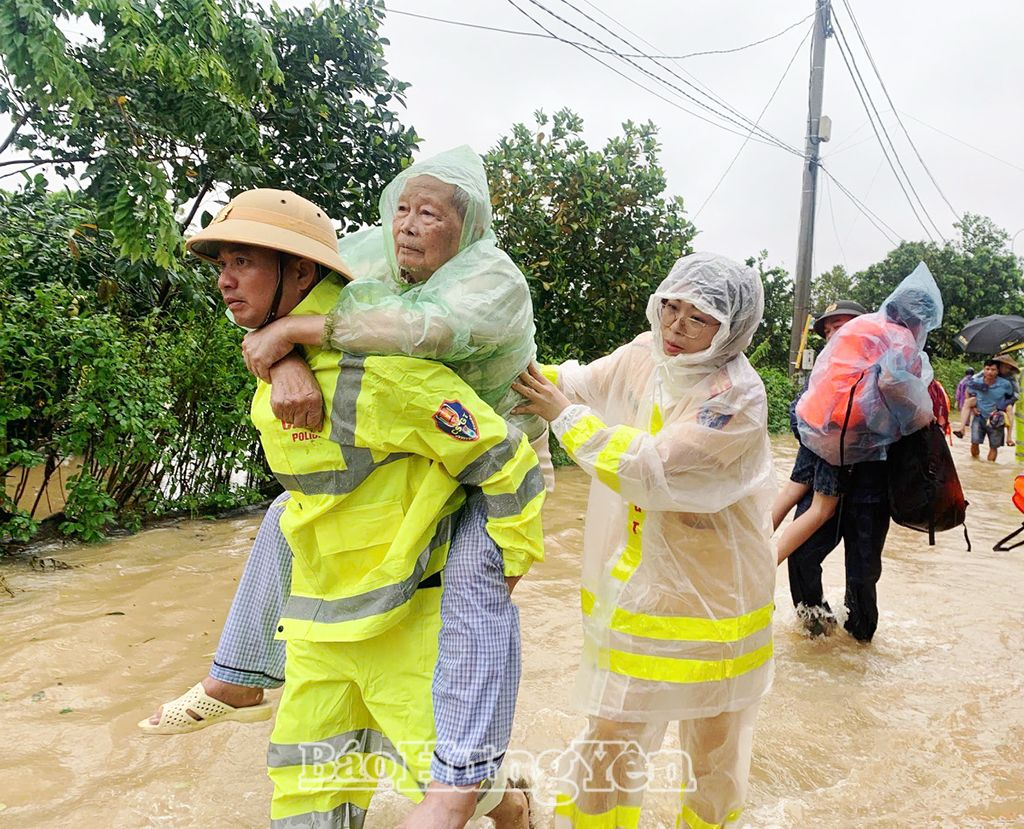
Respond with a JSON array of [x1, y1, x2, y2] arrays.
[[186, 188, 353, 280]]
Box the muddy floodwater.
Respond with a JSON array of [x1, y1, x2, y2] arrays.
[[2, 436, 1023, 827]]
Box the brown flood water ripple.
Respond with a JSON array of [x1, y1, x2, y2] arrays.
[[1, 436, 1023, 827]]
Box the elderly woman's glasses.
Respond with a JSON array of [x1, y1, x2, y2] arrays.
[[659, 299, 720, 339]]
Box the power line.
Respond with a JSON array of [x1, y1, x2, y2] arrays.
[[695, 20, 813, 218], [822, 171, 847, 268], [826, 115, 873, 153], [575, 2, 815, 59], [823, 132, 874, 159], [900, 112, 1024, 176], [830, 10, 941, 242], [577, 0, 729, 101], [385, 6, 814, 61], [503, 0, 803, 152], [543, 0, 804, 156], [819, 164, 900, 245], [831, 9, 942, 241], [838, 0, 960, 222], [534, 0, 801, 155], [842, 158, 886, 243], [499, 0, 785, 146]]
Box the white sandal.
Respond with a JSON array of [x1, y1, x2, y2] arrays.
[[137, 683, 272, 735]]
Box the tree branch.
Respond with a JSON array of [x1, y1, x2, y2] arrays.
[[0, 152, 192, 170], [0, 110, 33, 156], [179, 177, 214, 232], [0, 155, 95, 170]]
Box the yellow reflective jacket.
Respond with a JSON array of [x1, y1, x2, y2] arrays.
[[251, 275, 545, 643]]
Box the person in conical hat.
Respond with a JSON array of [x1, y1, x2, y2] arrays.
[[184, 150, 548, 827]]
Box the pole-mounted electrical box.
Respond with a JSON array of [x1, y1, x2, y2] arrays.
[[817, 115, 832, 142]]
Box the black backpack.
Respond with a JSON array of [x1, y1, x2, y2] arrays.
[[885, 422, 969, 547]]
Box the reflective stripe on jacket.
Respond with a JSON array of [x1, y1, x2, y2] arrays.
[[251, 275, 545, 643]]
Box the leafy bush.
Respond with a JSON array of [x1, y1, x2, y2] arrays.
[[841, 217, 1024, 356], [931, 355, 973, 408], [0, 0, 419, 551], [59, 472, 118, 543], [0, 189, 269, 548], [758, 367, 798, 435], [1, 0, 417, 270]]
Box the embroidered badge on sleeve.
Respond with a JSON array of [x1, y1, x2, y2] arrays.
[[433, 400, 480, 441]]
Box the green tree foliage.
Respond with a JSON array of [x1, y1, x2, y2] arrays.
[[931, 355, 973, 408], [745, 251, 793, 370], [0, 0, 417, 305], [746, 340, 799, 433], [0, 187, 268, 545], [845, 215, 1024, 356], [811, 264, 854, 310], [0, 1, 418, 547], [485, 110, 696, 363], [757, 367, 798, 434]]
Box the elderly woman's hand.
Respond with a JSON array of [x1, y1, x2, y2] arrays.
[[242, 319, 298, 382], [268, 353, 324, 431], [512, 363, 571, 423]]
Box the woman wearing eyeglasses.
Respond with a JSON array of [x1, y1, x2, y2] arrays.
[[513, 252, 775, 829]]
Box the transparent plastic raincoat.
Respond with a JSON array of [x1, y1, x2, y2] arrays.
[[549, 253, 776, 721], [326, 145, 542, 438], [796, 262, 942, 466]]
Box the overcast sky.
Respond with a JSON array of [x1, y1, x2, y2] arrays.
[[12, 1, 1024, 281], [372, 0, 1024, 278]]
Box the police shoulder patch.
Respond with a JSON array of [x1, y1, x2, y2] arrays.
[[433, 399, 480, 441]]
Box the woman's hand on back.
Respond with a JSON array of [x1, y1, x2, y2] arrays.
[[512, 362, 572, 422]]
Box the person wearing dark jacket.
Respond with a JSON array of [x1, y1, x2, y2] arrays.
[[785, 299, 889, 642]]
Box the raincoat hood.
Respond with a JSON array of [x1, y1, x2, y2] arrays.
[[879, 261, 943, 347], [376, 145, 494, 279], [645, 252, 765, 394], [328, 146, 540, 436]]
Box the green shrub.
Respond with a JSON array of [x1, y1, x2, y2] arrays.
[[486, 110, 695, 364], [758, 367, 798, 434], [0, 190, 269, 548], [59, 472, 118, 543], [931, 355, 973, 408]]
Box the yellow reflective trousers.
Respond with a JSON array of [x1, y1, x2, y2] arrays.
[[268, 588, 504, 827]]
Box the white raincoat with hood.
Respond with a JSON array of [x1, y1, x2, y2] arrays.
[[326, 145, 543, 439], [548, 253, 776, 722]]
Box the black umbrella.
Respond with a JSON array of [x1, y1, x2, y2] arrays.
[[955, 314, 1024, 354]]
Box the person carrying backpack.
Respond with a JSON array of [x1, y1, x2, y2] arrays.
[[775, 265, 941, 566], [783, 264, 944, 642]]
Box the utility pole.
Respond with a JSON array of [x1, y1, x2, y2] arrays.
[[788, 0, 832, 375]]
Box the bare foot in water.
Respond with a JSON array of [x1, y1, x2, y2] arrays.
[[147, 675, 264, 725]]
